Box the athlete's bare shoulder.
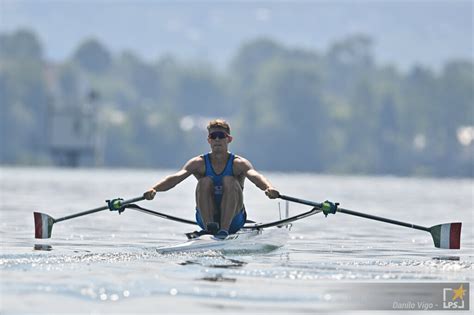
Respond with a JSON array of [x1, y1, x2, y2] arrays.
[[184, 155, 205, 176], [233, 155, 253, 175]]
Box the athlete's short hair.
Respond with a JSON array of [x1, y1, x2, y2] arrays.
[[207, 119, 231, 134]]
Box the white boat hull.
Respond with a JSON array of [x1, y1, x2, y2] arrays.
[[157, 227, 289, 254]]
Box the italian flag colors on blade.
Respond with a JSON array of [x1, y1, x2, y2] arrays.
[[430, 223, 462, 249], [34, 212, 54, 239]]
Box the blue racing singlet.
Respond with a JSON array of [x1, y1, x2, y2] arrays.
[[196, 151, 246, 233], [203, 152, 235, 211]]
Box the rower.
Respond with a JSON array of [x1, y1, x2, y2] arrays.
[[143, 119, 280, 239]]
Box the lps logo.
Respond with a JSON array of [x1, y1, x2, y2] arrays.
[[443, 284, 467, 309]]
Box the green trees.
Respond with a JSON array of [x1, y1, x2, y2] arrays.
[[229, 36, 473, 176], [0, 29, 43, 60], [0, 29, 49, 164], [73, 39, 112, 74], [0, 29, 472, 177]]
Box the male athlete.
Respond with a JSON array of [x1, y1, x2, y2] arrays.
[[143, 119, 280, 239]]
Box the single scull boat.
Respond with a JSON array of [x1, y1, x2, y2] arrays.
[[33, 194, 462, 251]]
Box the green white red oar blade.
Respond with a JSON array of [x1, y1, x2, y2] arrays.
[[430, 222, 462, 249], [34, 212, 54, 239]]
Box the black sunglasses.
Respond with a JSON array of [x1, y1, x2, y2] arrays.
[[208, 131, 229, 140]]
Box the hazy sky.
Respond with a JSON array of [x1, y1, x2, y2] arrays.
[[1, 0, 472, 70]]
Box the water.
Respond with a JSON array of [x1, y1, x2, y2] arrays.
[[1, 167, 473, 313]]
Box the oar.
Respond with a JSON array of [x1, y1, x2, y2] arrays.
[[279, 195, 462, 249], [123, 204, 197, 225], [122, 204, 256, 225], [34, 196, 145, 239]]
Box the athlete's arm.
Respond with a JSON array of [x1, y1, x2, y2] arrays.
[[235, 157, 280, 199], [143, 157, 202, 200]]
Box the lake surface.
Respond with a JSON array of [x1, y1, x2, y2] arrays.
[[0, 167, 472, 313]]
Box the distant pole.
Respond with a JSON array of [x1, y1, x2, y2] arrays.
[[87, 89, 104, 167]]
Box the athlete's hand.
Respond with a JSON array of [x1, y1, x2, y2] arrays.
[[143, 188, 157, 200], [265, 187, 280, 199]]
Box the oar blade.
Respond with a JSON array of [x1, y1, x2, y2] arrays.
[[34, 212, 54, 239], [430, 222, 462, 249]]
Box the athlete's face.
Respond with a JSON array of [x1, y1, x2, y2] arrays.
[[208, 128, 232, 152]]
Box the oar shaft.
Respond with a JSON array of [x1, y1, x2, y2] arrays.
[[54, 205, 107, 223], [124, 204, 197, 226], [248, 207, 322, 229], [337, 208, 430, 232], [279, 195, 322, 208], [279, 194, 430, 232], [54, 196, 145, 223]]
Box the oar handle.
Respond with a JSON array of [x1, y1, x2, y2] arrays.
[[54, 196, 145, 223], [279, 195, 430, 232]]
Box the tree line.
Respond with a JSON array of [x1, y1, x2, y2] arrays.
[[0, 29, 472, 177]]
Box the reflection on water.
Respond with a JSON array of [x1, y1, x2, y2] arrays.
[[200, 274, 237, 283], [432, 256, 460, 261], [33, 244, 53, 251], [179, 256, 247, 269]]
